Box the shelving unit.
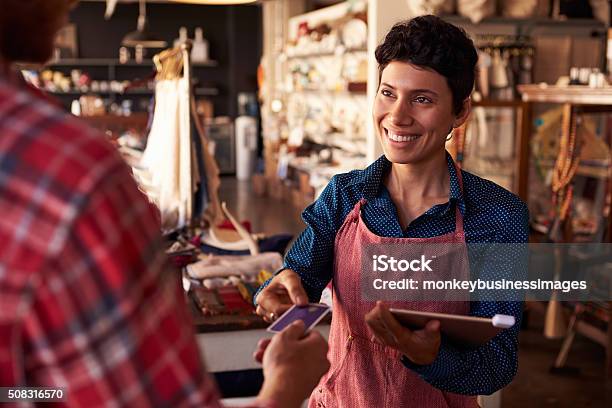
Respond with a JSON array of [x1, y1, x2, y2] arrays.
[[29, 56, 222, 114], [47, 58, 219, 67], [518, 84, 612, 378], [44, 59, 219, 85], [48, 87, 219, 97], [258, 0, 417, 200], [260, 0, 606, 207], [286, 47, 367, 59], [443, 15, 604, 30], [518, 84, 612, 241]]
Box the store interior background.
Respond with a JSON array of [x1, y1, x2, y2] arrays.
[[29, 0, 612, 406]]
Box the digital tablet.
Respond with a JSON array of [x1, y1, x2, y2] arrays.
[[389, 308, 515, 347]]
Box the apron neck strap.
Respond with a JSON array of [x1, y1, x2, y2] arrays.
[[454, 205, 464, 234], [452, 160, 465, 234], [355, 198, 367, 216]]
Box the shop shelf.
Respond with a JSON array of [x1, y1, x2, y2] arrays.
[[47, 86, 219, 97], [46, 58, 218, 68], [286, 47, 367, 60]]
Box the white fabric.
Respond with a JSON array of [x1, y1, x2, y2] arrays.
[[200, 228, 255, 251], [500, 0, 538, 18], [590, 0, 610, 25], [186, 252, 283, 279], [104, 0, 118, 19], [140, 77, 192, 231], [405, 0, 454, 16]]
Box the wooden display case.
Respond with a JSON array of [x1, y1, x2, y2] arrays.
[[518, 84, 612, 378]]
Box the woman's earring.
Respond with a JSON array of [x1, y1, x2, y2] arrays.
[[446, 126, 454, 141]]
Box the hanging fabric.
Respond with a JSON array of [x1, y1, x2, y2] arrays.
[[132, 43, 223, 232], [457, 0, 495, 23], [405, 0, 454, 17], [140, 46, 193, 231], [500, 0, 538, 18]]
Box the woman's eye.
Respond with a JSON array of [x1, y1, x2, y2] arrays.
[[414, 96, 432, 104], [381, 89, 394, 98]]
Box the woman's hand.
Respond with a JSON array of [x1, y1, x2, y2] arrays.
[[365, 301, 441, 366], [255, 269, 308, 322]]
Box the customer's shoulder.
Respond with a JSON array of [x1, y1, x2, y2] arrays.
[[0, 82, 125, 192], [461, 169, 528, 220], [0, 83, 135, 260]]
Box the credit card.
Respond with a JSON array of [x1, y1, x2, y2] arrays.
[[266, 303, 330, 333]]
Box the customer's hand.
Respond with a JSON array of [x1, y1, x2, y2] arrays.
[[257, 320, 330, 408], [365, 301, 441, 366], [252, 338, 271, 364], [255, 269, 308, 322]]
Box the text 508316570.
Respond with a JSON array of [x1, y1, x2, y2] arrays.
[[0, 387, 66, 402]]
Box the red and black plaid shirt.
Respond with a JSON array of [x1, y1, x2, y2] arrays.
[[0, 79, 272, 407]]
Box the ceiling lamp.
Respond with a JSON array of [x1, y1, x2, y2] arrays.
[[122, 0, 168, 48]]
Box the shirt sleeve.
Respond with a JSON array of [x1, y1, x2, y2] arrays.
[[401, 201, 529, 396], [22, 161, 274, 408], [255, 175, 346, 304]]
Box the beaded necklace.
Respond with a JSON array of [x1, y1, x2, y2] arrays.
[[551, 104, 581, 223]]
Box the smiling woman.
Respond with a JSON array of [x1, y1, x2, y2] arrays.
[[372, 17, 477, 229], [255, 15, 529, 408]]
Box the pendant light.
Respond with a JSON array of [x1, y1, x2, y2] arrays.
[[121, 0, 168, 49]]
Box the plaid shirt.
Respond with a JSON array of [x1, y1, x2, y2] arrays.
[[0, 79, 272, 407]]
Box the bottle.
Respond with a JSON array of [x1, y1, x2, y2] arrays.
[[569, 67, 580, 85], [71, 99, 81, 116], [174, 26, 188, 48], [579, 67, 591, 85], [191, 27, 209, 63]]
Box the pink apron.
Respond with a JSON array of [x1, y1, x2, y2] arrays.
[[310, 167, 479, 408]]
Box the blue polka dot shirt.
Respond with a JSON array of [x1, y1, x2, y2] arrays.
[[258, 152, 529, 396]]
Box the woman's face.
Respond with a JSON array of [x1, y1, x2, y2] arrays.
[[373, 61, 470, 165]]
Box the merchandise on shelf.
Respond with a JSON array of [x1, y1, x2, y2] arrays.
[[275, 1, 370, 194], [475, 35, 534, 101], [461, 106, 517, 191]]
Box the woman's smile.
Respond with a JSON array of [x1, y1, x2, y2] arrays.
[[383, 126, 423, 144]]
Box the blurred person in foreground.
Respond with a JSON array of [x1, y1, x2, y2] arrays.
[[0, 1, 329, 407]]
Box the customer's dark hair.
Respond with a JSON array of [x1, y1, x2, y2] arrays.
[[374, 15, 478, 114]]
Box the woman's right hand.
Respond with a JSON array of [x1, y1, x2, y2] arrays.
[[255, 269, 308, 322]]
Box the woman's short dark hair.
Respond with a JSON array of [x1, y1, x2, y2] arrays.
[[374, 15, 478, 114]]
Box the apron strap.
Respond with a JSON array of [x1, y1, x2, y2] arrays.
[[355, 198, 367, 217], [453, 161, 465, 234], [455, 205, 464, 234]]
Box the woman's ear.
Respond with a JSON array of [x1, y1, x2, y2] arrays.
[[453, 98, 472, 128]]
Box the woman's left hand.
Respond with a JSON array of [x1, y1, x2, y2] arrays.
[[365, 301, 441, 366]]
